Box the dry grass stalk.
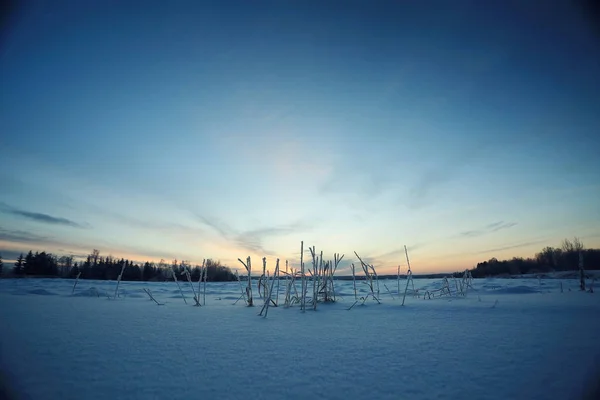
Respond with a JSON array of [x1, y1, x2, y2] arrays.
[[354, 252, 380, 303], [172, 267, 187, 305], [259, 259, 280, 317], [71, 271, 81, 295], [258, 257, 268, 299], [238, 257, 253, 306], [234, 269, 248, 305], [397, 265, 401, 295], [383, 283, 395, 300], [401, 246, 415, 306], [202, 261, 208, 305], [197, 259, 205, 305], [184, 267, 200, 306], [143, 288, 164, 305], [275, 261, 282, 306], [346, 252, 381, 310], [351, 263, 357, 300], [300, 241, 306, 312], [114, 263, 126, 299]]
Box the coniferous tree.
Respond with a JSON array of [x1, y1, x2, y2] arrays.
[[5, 247, 237, 282], [13, 253, 25, 275], [471, 238, 600, 278], [142, 262, 154, 281], [23, 251, 34, 275], [82, 255, 92, 279]]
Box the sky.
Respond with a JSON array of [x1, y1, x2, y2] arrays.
[[1, 0, 599, 275]]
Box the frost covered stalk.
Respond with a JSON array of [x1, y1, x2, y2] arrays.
[[397, 265, 401, 295], [401, 246, 414, 306], [283, 261, 291, 307], [172, 267, 187, 305], [300, 241, 306, 312], [71, 271, 81, 295], [238, 257, 253, 306], [184, 267, 200, 306], [309, 246, 319, 310], [143, 288, 163, 305], [579, 251, 585, 291], [263, 257, 269, 298], [351, 263, 357, 300], [462, 269, 473, 293], [197, 259, 206, 305], [405, 245, 415, 292], [234, 269, 248, 305], [257, 258, 265, 299], [114, 263, 126, 299], [283, 266, 301, 308], [371, 265, 380, 298], [330, 253, 343, 302], [275, 260, 282, 306], [350, 252, 381, 309], [316, 249, 322, 309], [259, 259, 280, 318], [402, 269, 413, 306], [202, 261, 208, 306], [384, 283, 395, 300]]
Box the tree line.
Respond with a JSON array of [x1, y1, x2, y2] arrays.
[[470, 237, 599, 278], [4, 249, 237, 282]]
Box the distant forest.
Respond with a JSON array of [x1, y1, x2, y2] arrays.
[[0, 238, 597, 281], [2, 249, 236, 282], [469, 238, 599, 278]]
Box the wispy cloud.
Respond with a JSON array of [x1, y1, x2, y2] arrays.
[[197, 215, 231, 238], [374, 242, 428, 261], [474, 239, 548, 254], [460, 221, 518, 238], [197, 215, 310, 256], [405, 140, 492, 210], [0, 202, 87, 228], [73, 201, 206, 236], [109, 212, 204, 237], [319, 170, 388, 199], [0, 228, 48, 243]]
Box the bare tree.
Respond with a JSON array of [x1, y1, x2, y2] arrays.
[[562, 237, 584, 253], [58, 255, 74, 278], [91, 249, 100, 266], [563, 238, 586, 290]]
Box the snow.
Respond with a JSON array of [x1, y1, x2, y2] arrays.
[[1, 276, 599, 400]]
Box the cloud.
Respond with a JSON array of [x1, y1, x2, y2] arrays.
[[460, 221, 518, 238], [74, 202, 206, 236], [113, 214, 205, 237], [0, 202, 87, 228], [197, 215, 310, 256], [404, 140, 493, 210], [0, 228, 48, 243], [240, 222, 310, 238], [197, 215, 231, 238], [319, 171, 387, 199], [10, 210, 84, 227], [474, 239, 548, 254], [375, 242, 429, 261]]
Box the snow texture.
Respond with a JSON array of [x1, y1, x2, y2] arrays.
[[1, 275, 599, 400]]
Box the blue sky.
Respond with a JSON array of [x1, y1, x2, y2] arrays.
[[1, 0, 599, 274]]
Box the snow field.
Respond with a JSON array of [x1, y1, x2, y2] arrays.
[[1, 277, 599, 400]]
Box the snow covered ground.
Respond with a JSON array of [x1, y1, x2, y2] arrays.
[[1, 276, 599, 400]]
